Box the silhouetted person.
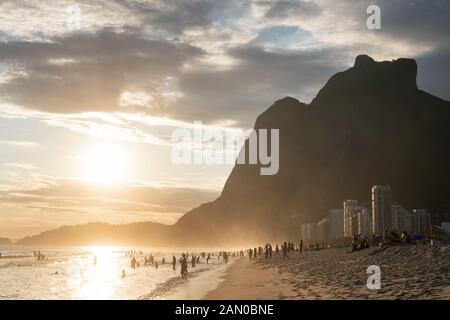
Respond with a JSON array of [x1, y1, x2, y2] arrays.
[[401, 231, 412, 243], [180, 254, 188, 279], [207, 253, 210, 264], [172, 255, 176, 270], [299, 240, 303, 254], [223, 252, 229, 264], [282, 242, 290, 260]]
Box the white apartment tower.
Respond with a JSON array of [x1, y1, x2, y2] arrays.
[[329, 209, 344, 240]]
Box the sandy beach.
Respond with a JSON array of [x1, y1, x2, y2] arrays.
[[206, 245, 450, 300]]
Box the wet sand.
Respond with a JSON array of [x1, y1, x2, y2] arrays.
[[205, 258, 297, 300], [206, 245, 450, 300]]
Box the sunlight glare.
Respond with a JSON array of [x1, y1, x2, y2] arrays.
[[82, 143, 129, 184]]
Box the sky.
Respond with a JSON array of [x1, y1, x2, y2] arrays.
[[0, 0, 449, 238]]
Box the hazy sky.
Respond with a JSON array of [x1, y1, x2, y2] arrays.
[[1, 0, 449, 238]]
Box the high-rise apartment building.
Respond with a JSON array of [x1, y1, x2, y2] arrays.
[[372, 185, 392, 234]]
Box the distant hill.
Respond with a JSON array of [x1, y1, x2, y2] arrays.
[[17, 222, 170, 247], [18, 55, 450, 246], [0, 237, 12, 245]]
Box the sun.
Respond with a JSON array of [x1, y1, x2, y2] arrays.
[[82, 143, 129, 184]]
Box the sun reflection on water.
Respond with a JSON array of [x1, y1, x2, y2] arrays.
[[68, 246, 122, 300]]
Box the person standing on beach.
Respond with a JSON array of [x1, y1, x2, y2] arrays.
[[172, 255, 176, 270], [269, 244, 273, 259], [299, 240, 303, 254], [248, 249, 253, 260], [282, 242, 290, 260], [207, 253, 211, 264]]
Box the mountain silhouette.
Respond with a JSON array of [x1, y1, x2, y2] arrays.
[[18, 55, 450, 246], [173, 54, 450, 245]]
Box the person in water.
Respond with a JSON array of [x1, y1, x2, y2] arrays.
[[223, 252, 229, 264], [180, 254, 188, 279]]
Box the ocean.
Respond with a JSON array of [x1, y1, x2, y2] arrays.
[[0, 246, 234, 300]]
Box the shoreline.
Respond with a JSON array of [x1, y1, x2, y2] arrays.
[[141, 260, 236, 300]]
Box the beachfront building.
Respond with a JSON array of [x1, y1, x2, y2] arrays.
[[357, 207, 372, 237], [372, 185, 392, 234], [391, 204, 412, 232], [329, 209, 344, 240], [300, 222, 318, 244], [412, 209, 431, 235], [317, 219, 330, 242], [343, 200, 370, 237], [343, 200, 359, 237]]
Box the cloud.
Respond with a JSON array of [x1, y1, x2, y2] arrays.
[[0, 175, 219, 225], [3, 163, 36, 170], [0, 140, 39, 147], [1, 0, 449, 128], [169, 45, 345, 124], [263, 0, 322, 19], [0, 30, 203, 114], [115, 0, 219, 35]]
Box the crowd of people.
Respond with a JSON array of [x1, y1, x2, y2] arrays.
[[348, 230, 416, 253], [33, 250, 46, 261], [122, 250, 242, 280], [247, 241, 300, 260]]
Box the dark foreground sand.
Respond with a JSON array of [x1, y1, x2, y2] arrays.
[[206, 245, 450, 300]]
